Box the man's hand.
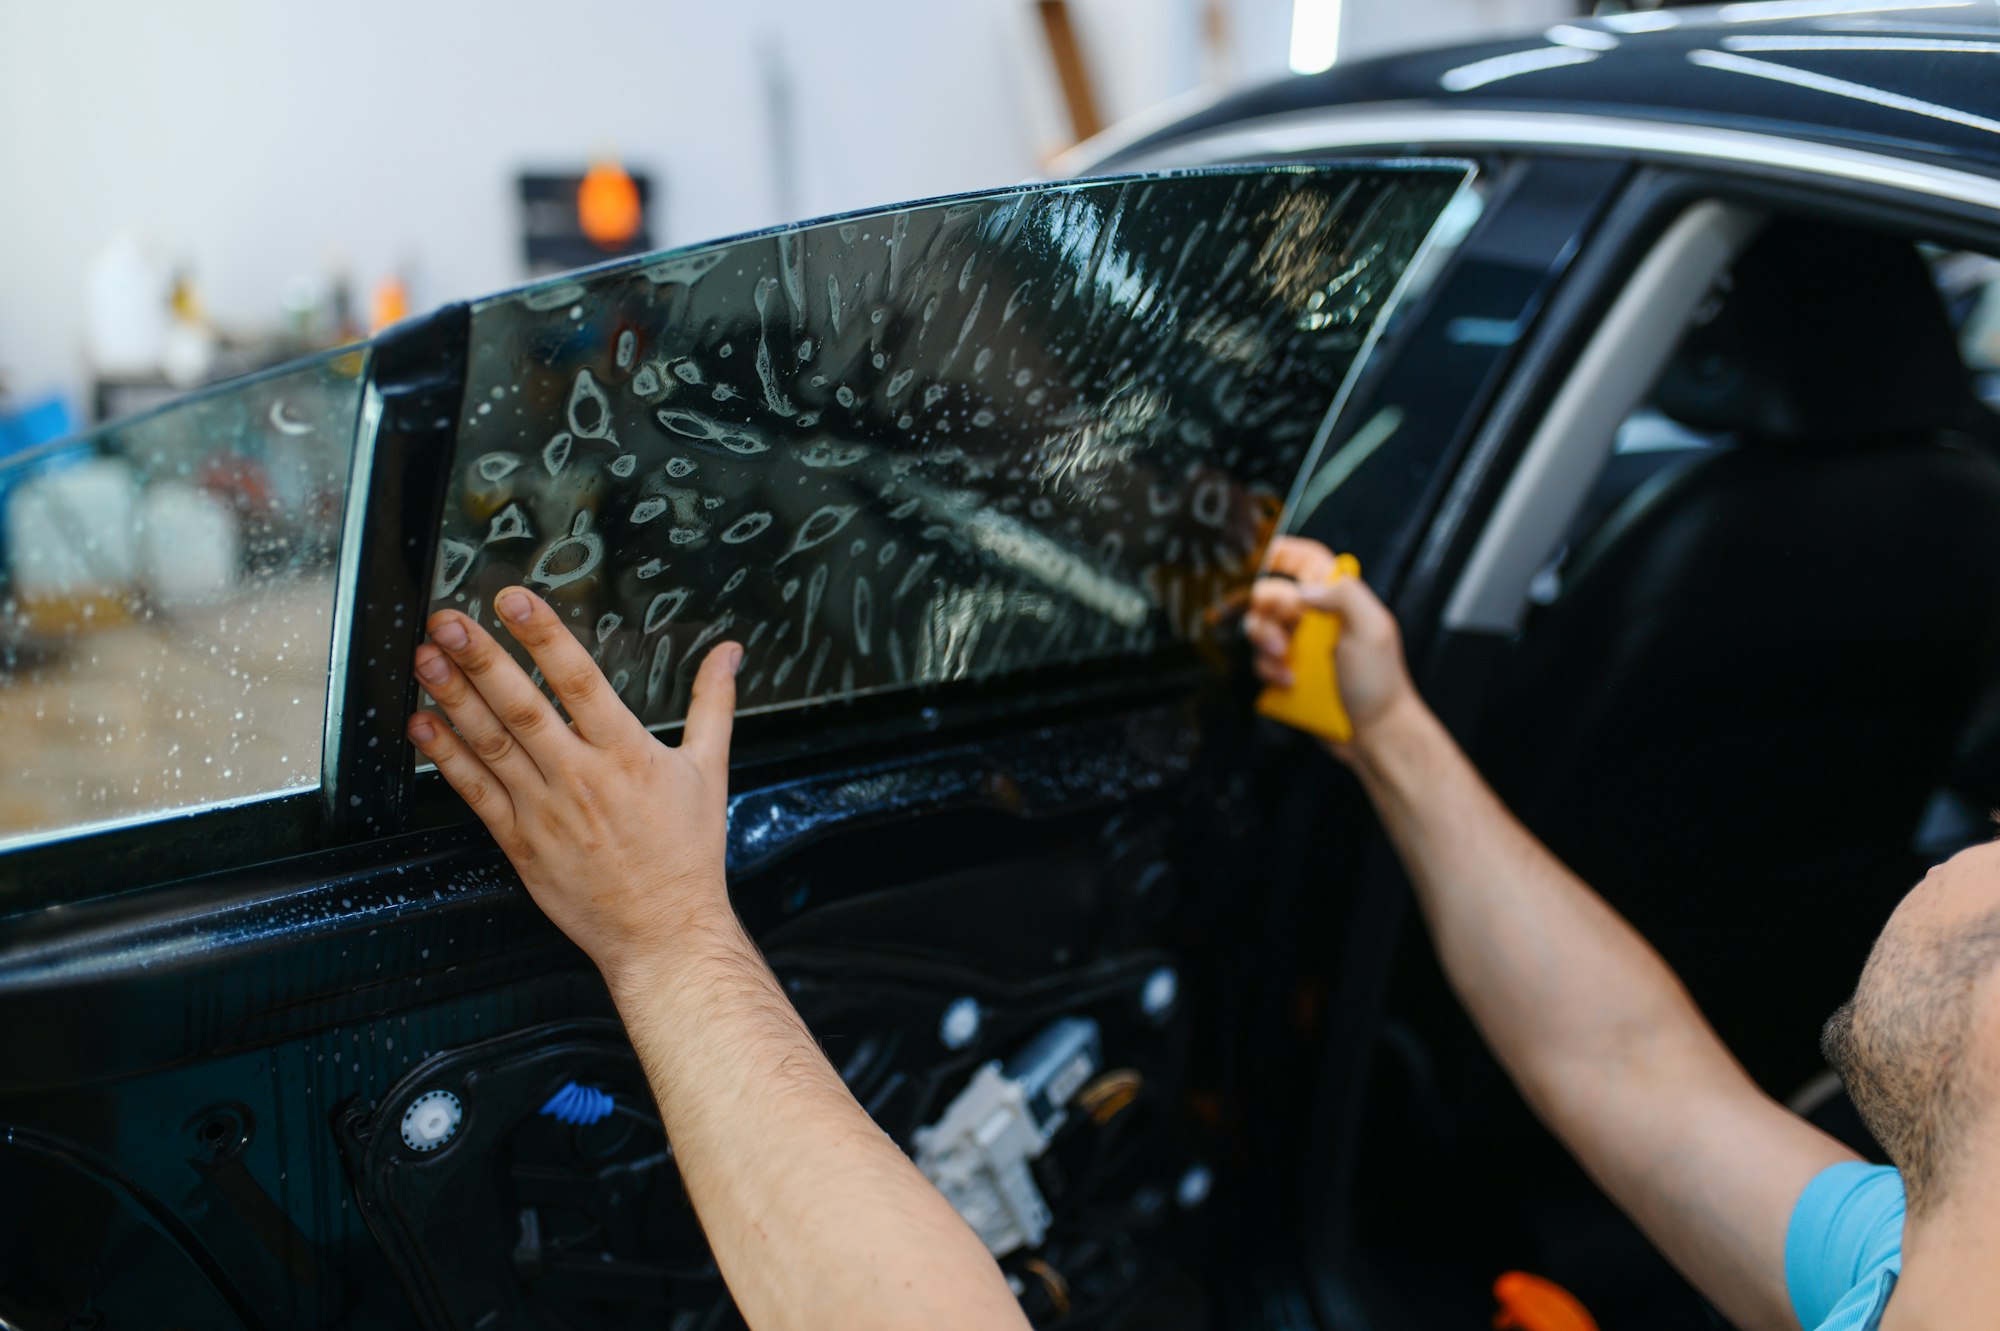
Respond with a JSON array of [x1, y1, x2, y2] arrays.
[[404, 587, 1028, 1331], [405, 585, 740, 988], [1244, 535, 1421, 757], [1249, 541, 1854, 1331]]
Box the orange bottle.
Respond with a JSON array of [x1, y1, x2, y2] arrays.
[[1492, 1271, 1600, 1331]]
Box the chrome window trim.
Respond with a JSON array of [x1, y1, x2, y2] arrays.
[[1060, 105, 2000, 215], [318, 379, 386, 800]]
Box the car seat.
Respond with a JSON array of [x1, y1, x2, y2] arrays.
[[1474, 218, 2000, 1101]]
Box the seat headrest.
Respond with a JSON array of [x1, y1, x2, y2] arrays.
[[1655, 219, 1987, 444]]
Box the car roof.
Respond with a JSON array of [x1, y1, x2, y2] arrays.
[[1099, 2, 2000, 179]]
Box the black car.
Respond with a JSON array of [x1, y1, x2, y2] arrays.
[[7, 4, 2000, 1327]]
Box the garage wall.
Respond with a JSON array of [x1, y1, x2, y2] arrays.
[[1343, 0, 1574, 60], [0, 0, 1564, 407], [0, 0, 1230, 404]]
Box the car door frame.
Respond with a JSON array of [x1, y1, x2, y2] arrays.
[[1085, 110, 2000, 1327], [1, 160, 1505, 1329]]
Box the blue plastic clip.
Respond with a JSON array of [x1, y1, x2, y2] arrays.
[[539, 1081, 615, 1126]]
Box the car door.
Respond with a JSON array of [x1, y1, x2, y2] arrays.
[[1, 162, 1483, 1331]]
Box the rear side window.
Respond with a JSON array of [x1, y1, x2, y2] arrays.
[[0, 352, 364, 846], [432, 165, 1469, 728]]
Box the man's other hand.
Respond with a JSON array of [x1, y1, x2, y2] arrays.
[[1244, 535, 1420, 757], [405, 585, 741, 989]]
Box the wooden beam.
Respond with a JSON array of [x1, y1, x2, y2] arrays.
[[1037, 0, 1104, 145]]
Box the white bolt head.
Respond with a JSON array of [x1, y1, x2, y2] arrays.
[[401, 1089, 463, 1152], [1142, 967, 1178, 1020], [939, 997, 982, 1050]]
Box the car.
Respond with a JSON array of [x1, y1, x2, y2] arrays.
[[6, 4, 2000, 1328]]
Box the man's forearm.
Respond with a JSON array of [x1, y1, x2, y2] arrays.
[[607, 893, 1028, 1331], [1349, 698, 1740, 1133], [1249, 567, 1852, 1331]]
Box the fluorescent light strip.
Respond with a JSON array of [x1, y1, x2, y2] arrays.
[[1290, 0, 1343, 74], [1688, 47, 2000, 135]]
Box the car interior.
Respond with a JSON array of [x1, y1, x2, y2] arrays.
[[1339, 204, 2000, 1328]]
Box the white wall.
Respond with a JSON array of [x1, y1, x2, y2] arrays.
[[0, 0, 1215, 405], [0, 0, 1567, 408], [1341, 0, 1574, 61]]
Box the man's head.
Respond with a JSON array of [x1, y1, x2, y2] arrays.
[[1822, 838, 2000, 1216]]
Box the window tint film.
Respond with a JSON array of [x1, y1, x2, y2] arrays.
[[437, 166, 1467, 729], [0, 353, 364, 844]]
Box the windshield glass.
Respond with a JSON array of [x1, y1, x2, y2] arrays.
[[436, 165, 1468, 728]]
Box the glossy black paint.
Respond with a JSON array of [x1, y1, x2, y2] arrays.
[[1105, 4, 2000, 178], [724, 704, 1197, 876]]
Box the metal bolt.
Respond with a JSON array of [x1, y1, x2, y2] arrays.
[[939, 996, 982, 1050], [1141, 967, 1178, 1022]]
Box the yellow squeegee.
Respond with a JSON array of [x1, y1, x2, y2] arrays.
[[1254, 552, 1362, 744]]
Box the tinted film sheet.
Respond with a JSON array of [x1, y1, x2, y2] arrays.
[[435, 165, 1467, 728]]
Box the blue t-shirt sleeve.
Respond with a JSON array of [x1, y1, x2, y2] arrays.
[[1786, 1161, 1906, 1328]]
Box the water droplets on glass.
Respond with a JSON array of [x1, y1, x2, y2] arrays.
[[485, 503, 533, 544], [644, 588, 690, 633], [475, 452, 522, 482], [567, 370, 613, 440], [0, 351, 366, 842], [721, 511, 774, 545], [528, 511, 604, 590], [543, 432, 572, 477]]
